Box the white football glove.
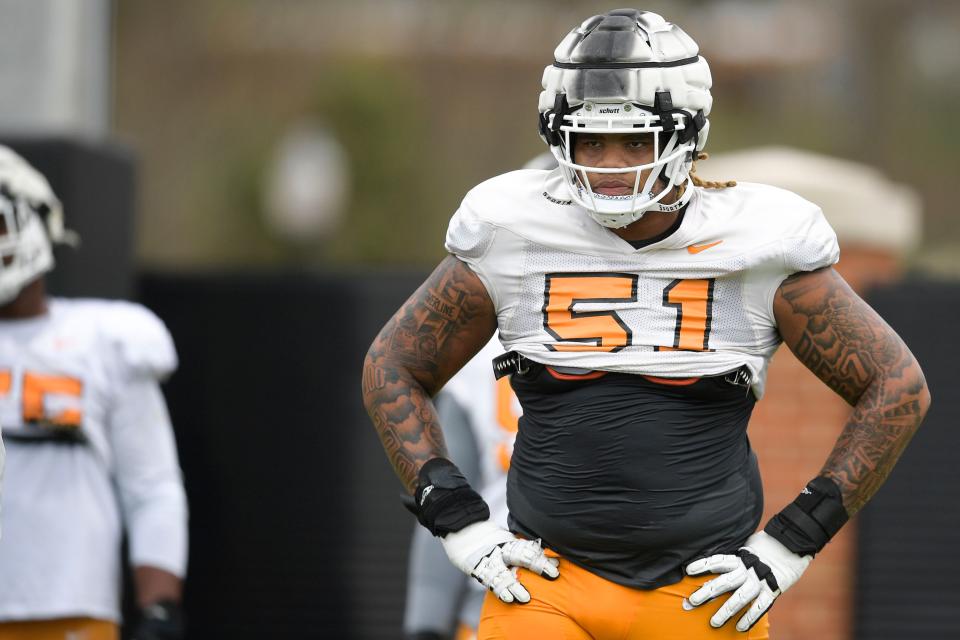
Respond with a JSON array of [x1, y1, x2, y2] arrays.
[[683, 531, 812, 632], [441, 519, 560, 604]]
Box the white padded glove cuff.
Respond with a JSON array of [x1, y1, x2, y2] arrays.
[[741, 531, 812, 594], [441, 519, 516, 573]]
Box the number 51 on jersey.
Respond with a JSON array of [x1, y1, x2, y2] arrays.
[[542, 273, 715, 353]]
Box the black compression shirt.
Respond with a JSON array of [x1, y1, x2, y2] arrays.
[[507, 363, 762, 589]]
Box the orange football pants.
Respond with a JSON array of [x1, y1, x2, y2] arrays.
[[479, 556, 770, 640], [0, 618, 118, 640]]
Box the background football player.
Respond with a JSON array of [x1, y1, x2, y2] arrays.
[[403, 336, 519, 640], [363, 9, 929, 640], [0, 146, 187, 640]]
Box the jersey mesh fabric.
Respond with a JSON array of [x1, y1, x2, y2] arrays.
[[446, 172, 839, 398], [516, 248, 759, 353]]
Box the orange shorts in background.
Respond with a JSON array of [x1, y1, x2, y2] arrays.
[[0, 618, 118, 640], [479, 556, 770, 640], [455, 621, 479, 640]]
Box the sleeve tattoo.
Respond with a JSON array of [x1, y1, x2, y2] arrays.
[[362, 256, 497, 494], [775, 268, 931, 515]]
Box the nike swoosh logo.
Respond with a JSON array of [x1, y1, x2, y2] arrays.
[[687, 240, 723, 254]]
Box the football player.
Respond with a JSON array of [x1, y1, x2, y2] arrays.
[[403, 336, 519, 640], [362, 9, 929, 639], [0, 146, 187, 640]]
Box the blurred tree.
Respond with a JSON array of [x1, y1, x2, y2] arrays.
[[310, 60, 438, 264]]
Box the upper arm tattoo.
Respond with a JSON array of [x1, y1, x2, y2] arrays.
[[774, 268, 930, 515], [362, 256, 497, 493]]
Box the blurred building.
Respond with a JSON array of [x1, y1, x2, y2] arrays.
[[105, 0, 959, 270], [0, 0, 111, 138], [695, 147, 922, 291]]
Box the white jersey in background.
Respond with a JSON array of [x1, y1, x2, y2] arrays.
[[0, 298, 188, 622], [446, 169, 839, 397]]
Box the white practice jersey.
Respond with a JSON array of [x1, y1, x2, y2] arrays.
[[440, 336, 520, 530], [446, 169, 840, 398], [0, 298, 188, 622]]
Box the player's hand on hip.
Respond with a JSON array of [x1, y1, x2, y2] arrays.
[[682, 531, 811, 632], [407, 458, 560, 604], [441, 519, 559, 604]]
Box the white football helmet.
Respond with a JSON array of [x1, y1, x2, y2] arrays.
[[538, 9, 713, 228], [0, 146, 71, 305]]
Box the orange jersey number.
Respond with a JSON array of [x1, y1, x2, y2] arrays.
[[0, 369, 84, 426], [543, 274, 715, 352], [543, 273, 638, 352], [659, 278, 715, 352]]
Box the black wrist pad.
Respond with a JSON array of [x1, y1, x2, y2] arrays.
[[765, 476, 849, 556], [411, 458, 489, 537]]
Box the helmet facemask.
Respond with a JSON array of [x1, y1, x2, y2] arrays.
[[538, 9, 712, 229], [546, 99, 702, 228]]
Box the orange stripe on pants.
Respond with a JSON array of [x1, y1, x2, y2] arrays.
[[479, 558, 770, 640], [0, 618, 118, 640]]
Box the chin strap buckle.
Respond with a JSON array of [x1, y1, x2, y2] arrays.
[[539, 94, 570, 147], [679, 109, 706, 145], [653, 91, 705, 150], [653, 91, 676, 135]]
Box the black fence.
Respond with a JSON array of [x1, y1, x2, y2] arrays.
[[140, 270, 427, 639], [854, 278, 960, 640]]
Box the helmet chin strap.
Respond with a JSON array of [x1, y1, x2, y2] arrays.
[[576, 175, 694, 229], [631, 141, 685, 214], [649, 177, 693, 214]]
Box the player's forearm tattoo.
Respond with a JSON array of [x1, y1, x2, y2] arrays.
[[362, 256, 496, 493], [777, 269, 930, 515]]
